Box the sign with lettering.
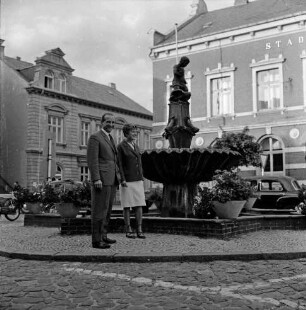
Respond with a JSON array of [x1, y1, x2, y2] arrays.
[[266, 36, 305, 49]]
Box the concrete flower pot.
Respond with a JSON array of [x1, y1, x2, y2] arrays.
[[56, 202, 79, 218], [26, 202, 42, 214], [212, 200, 246, 219]]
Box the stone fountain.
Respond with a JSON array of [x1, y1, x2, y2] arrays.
[[142, 57, 241, 217]]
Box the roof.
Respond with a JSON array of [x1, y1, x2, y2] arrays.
[[4, 56, 33, 70], [4, 56, 152, 117], [70, 76, 152, 115], [155, 0, 306, 46]]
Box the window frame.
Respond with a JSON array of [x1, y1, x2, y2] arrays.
[[46, 104, 68, 145], [80, 166, 90, 182], [250, 54, 285, 114], [80, 120, 90, 147], [205, 64, 235, 118], [44, 70, 54, 89], [59, 74, 67, 93], [258, 135, 285, 176]]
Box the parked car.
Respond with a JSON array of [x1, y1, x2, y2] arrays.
[[244, 176, 301, 210]]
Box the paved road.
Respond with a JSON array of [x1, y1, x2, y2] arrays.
[[1, 256, 306, 309]]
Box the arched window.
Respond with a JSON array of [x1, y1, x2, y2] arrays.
[[259, 135, 285, 176], [55, 164, 63, 181], [59, 74, 66, 93], [44, 70, 54, 89]]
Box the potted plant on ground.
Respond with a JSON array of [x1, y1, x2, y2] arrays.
[[210, 169, 253, 219], [23, 189, 43, 214], [56, 185, 82, 218], [41, 183, 60, 213]]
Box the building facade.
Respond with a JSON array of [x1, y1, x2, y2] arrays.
[[0, 42, 152, 191], [150, 0, 306, 182]]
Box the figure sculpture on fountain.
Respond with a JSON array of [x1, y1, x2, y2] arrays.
[[163, 56, 199, 148]]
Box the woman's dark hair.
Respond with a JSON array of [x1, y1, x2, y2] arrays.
[[123, 123, 137, 137]]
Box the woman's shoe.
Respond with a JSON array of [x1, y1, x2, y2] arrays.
[[137, 232, 146, 239], [126, 232, 136, 239]]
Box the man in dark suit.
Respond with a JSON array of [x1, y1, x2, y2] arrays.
[[87, 113, 121, 249]]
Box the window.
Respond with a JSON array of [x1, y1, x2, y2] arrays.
[[165, 75, 172, 123], [55, 165, 63, 181], [301, 50, 306, 108], [59, 74, 66, 93], [48, 115, 64, 143], [211, 76, 232, 116], [250, 54, 284, 113], [44, 70, 54, 89], [80, 166, 90, 181], [259, 136, 284, 175], [114, 128, 124, 144], [205, 64, 235, 118], [81, 121, 90, 146], [144, 131, 150, 149], [257, 69, 281, 110], [96, 122, 102, 132]]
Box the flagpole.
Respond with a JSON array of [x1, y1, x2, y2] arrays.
[[175, 23, 178, 64]]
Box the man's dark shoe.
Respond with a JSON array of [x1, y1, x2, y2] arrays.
[[102, 237, 116, 244], [92, 242, 111, 249]]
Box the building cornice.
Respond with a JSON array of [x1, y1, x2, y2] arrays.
[[25, 86, 153, 121], [150, 13, 306, 61]]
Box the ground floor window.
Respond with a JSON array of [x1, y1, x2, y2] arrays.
[[260, 136, 284, 175], [80, 166, 90, 181]]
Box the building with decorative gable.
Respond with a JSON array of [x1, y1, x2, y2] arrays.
[[149, 0, 306, 182], [0, 41, 152, 191]]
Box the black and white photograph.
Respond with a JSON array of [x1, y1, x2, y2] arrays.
[[1, 0, 306, 309]]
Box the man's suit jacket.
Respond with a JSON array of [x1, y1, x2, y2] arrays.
[[87, 131, 120, 186], [117, 140, 143, 183]]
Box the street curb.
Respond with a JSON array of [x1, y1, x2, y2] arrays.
[[1, 247, 306, 262]]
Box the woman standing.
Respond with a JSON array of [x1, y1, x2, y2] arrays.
[[117, 124, 146, 239]]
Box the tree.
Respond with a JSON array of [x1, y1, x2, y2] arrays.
[[211, 127, 261, 167]]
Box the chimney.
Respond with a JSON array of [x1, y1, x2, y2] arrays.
[[190, 0, 208, 16], [109, 82, 116, 90], [234, 0, 249, 5], [0, 39, 4, 61]]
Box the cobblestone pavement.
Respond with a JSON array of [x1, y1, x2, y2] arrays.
[[1, 216, 306, 261], [1, 256, 306, 309]]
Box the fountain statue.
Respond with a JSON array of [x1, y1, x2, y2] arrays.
[[142, 57, 241, 217]]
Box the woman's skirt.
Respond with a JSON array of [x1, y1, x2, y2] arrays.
[[119, 180, 146, 209]]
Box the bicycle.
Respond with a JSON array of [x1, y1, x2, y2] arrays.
[[0, 193, 28, 221]]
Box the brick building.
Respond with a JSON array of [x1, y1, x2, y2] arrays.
[[149, 0, 306, 182], [0, 42, 152, 191]]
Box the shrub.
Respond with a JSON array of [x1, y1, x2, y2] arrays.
[[212, 127, 261, 167]]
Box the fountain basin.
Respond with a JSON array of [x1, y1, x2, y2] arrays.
[[141, 148, 241, 217]]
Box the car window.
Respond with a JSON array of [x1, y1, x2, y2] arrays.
[[271, 182, 283, 191], [260, 181, 270, 191], [259, 181, 283, 191], [292, 180, 301, 190]]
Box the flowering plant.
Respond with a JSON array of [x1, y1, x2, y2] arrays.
[[193, 186, 215, 219], [13, 185, 43, 204], [211, 169, 253, 203]]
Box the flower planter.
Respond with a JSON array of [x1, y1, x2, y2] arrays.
[[244, 197, 257, 210], [26, 202, 42, 214], [212, 200, 246, 219], [56, 202, 79, 218]]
